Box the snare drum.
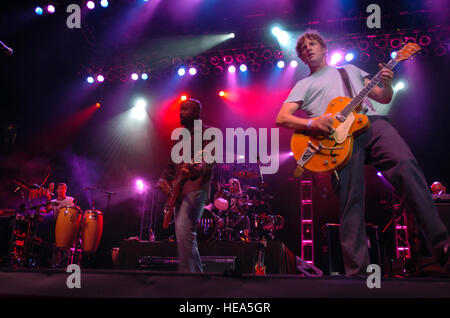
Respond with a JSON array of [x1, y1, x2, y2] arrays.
[[55, 206, 82, 249], [81, 210, 103, 254]]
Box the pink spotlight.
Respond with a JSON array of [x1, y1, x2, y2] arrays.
[[377, 172, 383, 177], [136, 180, 145, 193], [131, 73, 139, 81], [87, 1, 95, 9], [290, 60, 298, 68], [228, 65, 236, 73], [330, 52, 343, 65], [188, 67, 197, 76], [47, 5, 56, 14], [97, 75, 104, 82]]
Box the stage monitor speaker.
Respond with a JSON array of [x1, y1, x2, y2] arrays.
[[137, 255, 237, 273], [322, 223, 381, 275]]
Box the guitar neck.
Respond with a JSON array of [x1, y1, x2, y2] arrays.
[[340, 59, 398, 118]]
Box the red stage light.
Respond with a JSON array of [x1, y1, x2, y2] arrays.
[[95, 103, 101, 108], [181, 95, 187, 101], [219, 91, 225, 97]]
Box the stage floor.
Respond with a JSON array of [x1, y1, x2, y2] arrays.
[[1, 268, 450, 298]]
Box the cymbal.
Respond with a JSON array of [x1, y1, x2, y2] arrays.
[[233, 171, 259, 178]]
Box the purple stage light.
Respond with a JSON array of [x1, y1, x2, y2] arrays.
[[87, 76, 94, 84], [47, 5, 55, 14], [290, 60, 298, 68], [228, 65, 236, 73], [136, 179, 145, 193], [277, 61, 285, 69], [178, 67, 186, 77], [87, 1, 95, 10], [377, 172, 383, 177], [131, 73, 139, 81], [330, 52, 343, 65], [188, 67, 197, 76], [97, 75, 105, 82]]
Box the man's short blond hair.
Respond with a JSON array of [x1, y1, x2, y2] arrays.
[[295, 30, 327, 61]]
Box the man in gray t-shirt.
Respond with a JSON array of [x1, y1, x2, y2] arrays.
[[276, 31, 449, 276]]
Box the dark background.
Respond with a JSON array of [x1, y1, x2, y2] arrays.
[[0, 0, 448, 270]]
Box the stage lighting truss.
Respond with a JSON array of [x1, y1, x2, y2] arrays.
[[81, 28, 448, 82]]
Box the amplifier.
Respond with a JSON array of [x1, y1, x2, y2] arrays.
[[322, 223, 381, 275], [137, 255, 237, 273]]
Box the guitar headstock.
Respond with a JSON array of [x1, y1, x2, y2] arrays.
[[394, 43, 421, 62]]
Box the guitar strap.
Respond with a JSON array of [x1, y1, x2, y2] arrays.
[[337, 67, 354, 99], [337, 67, 368, 113]]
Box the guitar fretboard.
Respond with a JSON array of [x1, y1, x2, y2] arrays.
[[340, 59, 398, 118]]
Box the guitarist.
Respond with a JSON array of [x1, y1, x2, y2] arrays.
[[156, 99, 214, 273], [276, 30, 449, 276]]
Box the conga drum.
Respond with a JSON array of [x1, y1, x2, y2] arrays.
[[81, 210, 103, 254], [55, 206, 82, 249]]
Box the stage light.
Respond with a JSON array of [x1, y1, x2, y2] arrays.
[[131, 99, 147, 120], [230, 33, 235, 38], [330, 52, 343, 65], [188, 67, 197, 76], [100, 0, 109, 8], [95, 103, 101, 108], [141, 73, 148, 80], [135, 179, 145, 193], [271, 26, 290, 45], [290, 60, 298, 68], [228, 65, 236, 73], [35, 7, 43, 15], [289, 152, 294, 156], [177, 67, 186, 77], [87, 1, 95, 9], [345, 53, 355, 62], [239, 64, 247, 72], [394, 81, 406, 91], [87, 76, 95, 84], [391, 51, 397, 59], [47, 5, 55, 14], [96, 75, 104, 82], [131, 73, 139, 81], [181, 95, 188, 101], [276, 61, 285, 69], [377, 172, 382, 177], [219, 91, 225, 97]]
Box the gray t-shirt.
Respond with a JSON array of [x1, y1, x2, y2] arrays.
[[284, 64, 379, 118]]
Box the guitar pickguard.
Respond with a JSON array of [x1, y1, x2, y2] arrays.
[[333, 112, 355, 144]]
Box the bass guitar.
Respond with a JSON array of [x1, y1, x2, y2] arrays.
[[290, 43, 420, 176]]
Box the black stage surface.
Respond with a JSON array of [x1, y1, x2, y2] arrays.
[[1, 268, 450, 298]]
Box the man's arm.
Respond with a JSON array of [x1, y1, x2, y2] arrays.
[[367, 63, 394, 104], [276, 102, 335, 134]]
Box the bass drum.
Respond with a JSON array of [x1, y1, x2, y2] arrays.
[[197, 209, 218, 241]]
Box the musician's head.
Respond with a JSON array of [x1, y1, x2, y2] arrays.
[[229, 178, 241, 193], [296, 30, 327, 66], [180, 99, 202, 126], [56, 183, 67, 198]]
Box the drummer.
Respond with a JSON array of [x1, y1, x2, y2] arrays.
[[228, 178, 251, 241], [46, 183, 75, 219]]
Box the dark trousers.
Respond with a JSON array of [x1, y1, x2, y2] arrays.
[[336, 116, 448, 276]]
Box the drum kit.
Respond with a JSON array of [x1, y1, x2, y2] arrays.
[[197, 167, 285, 242], [5, 178, 103, 268]]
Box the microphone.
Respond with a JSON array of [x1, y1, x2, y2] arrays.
[[0, 41, 13, 56]]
